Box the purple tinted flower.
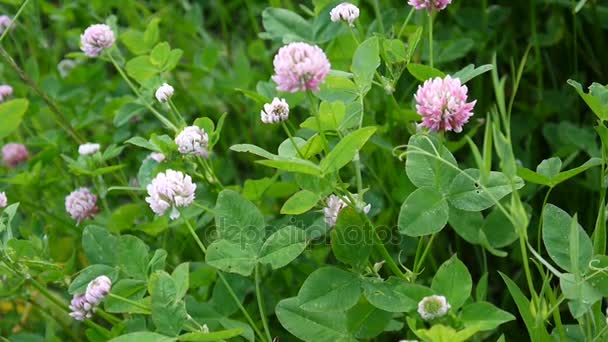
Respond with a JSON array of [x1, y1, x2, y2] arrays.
[[330, 3, 360, 26], [272, 42, 331, 93], [408, 0, 452, 11], [69, 294, 92, 321], [80, 24, 115, 57], [323, 194, 371, 227], [414, 75, 476, 133], [149, 152, 166, 163], [145, 169, 196, 220], [0, 15, 11, 35], [261, 97, 289, 124], [65, 188, 98, 223], [85, 275, 112, 306], [175, 126, 209, 157], [0, 85, 13, 102], [0, 192, 6, 208], [2, 143, 29, 168]]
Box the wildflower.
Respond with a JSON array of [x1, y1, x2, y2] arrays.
[[414, 75, 476, 133], [272, 42, 331, 92], [417, 295, 451, 320], [2, 143, 29, 168], [408, 0, 452, 11], [0, 192, 6, 208], [0, 84, 13, 102], [58, 59, 78, 78], [145, 169, 196, 220], [80, 24, 115, 57], [69, 294, 93, 321], [0, 15, 11, 35], [78, 143, 101, 156], [155, 83, 174, 103], [175, 126, 209, 157], [65, 188, 98, 223], [261, 97, 289, 124], [85, 275, 112, 305], [148, 152, 166, 163], [323, 194, 371, 227], [330, 3, 360, 26]]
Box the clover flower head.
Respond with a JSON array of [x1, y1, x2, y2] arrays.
[[58, 59, 78, 78], [175, 126, 209, 157], [149, 152, 166, 163], [0, 192, 6, 208], [145, 169, 196, 220], [78, 143, 101, 156], [85, 275, 112, 306], [155, 83, 174, 103], [414, 75, 476, 133], [323, 194, 371, 227], [65, 188, 98, 223], [80, 24, 115, 57], [330, 3, 360, 26], [408, 0, 452, 11], [261, 97, 289, 124], [2, 143, 29, 168], [69, 294, 93, 321], [0, 15, 11, 34], [0, 84, 13, 102], [417, 295, 451, 320], [272, 42, 331, 92]]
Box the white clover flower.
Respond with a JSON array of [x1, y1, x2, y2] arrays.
[[261, 97, 289, 124], [145, 169, 196, 220], [155, 83, 174, 103], [330, 3, 360, 26], [78, 143, 101, 156], [323, 194, 371, 227], [65, 188, 98, 223], [148, 152, 166, 163], [58, 59, 78, 78], [0, 192, 6, 208], [417, 295, 451, 321], [85, 275, 112, 306], [175, 126, 209, 157]]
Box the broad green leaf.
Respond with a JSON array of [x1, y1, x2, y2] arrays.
[[460, 302, 515, 331], [143, 18, 161, 47], [68, 264, 118, 295], [331, 208, 373, 267], [205, 239, 257, 276], [542, 204, 593, 273], [230, 144, 276, 160], [448, 207, 483, 244], [105, 279, 148, 314], [415, 325, 480, 342], [276, 297, 356, 342], [150, 42, 170, 67], [257, 158, 322, 176], [126, 56, 159, 83], [517, 158, 601, 187], [177, 329, 244, 341], [406, 63, 445, 82], [536, 157, 562, 178], [448, 169, 524, 212], [297, 266, 361, 312], [0, 99, 28, 140], [262, 8, 313, 43], [120, 30, 151, 55], [118, 235, 149, 280], [559, 273, 602, 318], [320, 126, 377, 174], [82, 226, 119, 265], [125, 136, 160, 152], [300, 101, 346, 132], [482, 207, 518, 248], [431, 255, 472, 311], [351, 37, 380, 94], [281, 190, 319, 215], [405, 134, 459, 193], [362, 277, 417, 313], [346, 300, 392, 339], [171, 263, 189, 300], [259, 226, 307, 269], [109, 332, 175, 342], [398, 187, 449, 237], [150, 271, 187, 337], [568, 79, 608, 120], [215, 190, 265, 251], [451, 64, 493, 84], [318, 76, 359, 103]]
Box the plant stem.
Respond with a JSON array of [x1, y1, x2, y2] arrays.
[[255, 264, 273, 342], [414, 234, 436, 273], [0, 0, 31, 43], [428, 11, 434, 68], [519, 236, 539, 305], [306, 91, 329, 154], [281, 122, 304, 158], [107, 293, 151, 314], [373, 230, 407, 281], [397, 8, 415, 38]]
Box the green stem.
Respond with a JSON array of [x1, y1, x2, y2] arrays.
[[0, 0, 31, 43], [306, 91, 329, 154], [255, 264, 273, 342], [519, 236, 539, 306], [108, 293, 151, 313], [281, 122, 304, 159], [371, 0, 385, 34], [414, 234, 436, 273], [373, 230, 407, 281], [168, 99, 187, 127], [536, 187, 553, 252], [428, 11, 434, 69], [397, 8, 415, 38]]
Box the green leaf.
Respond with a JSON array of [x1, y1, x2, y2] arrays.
[[120, 30, 150, 55], [163, 49, 183, 71], [398, 187, 449, 237], [150, 42, 171, 67], [118, 235, 150, 280], [559, 273, 602, 318], [331, 208, 373, 268], [346, 300, 392, 339], [262, 8, 313, 43], [276, 297, 356, 342], [406, 63, 445, 82], [126, 56, 159, 83], [300, 101, 346, 132], [143, 18, 161, 47], [125, 136, 160, 152], [431, 255, 472, 310], [230, 144, 276, 160], [351, 37, 380, 94], [451, 64, 493, 84], [177, 329, 244, 341], [568, 79, 608, 120], [297, 266, 361, 312], [281, 190, 319, 215], [172, 263, 189, 300], [517, 158, 601, 187], [536, 157, 562, 178], [362, 277, 417, 313], [542, 204, 593, 273], [259, 226, 307, 269], [150, 271, 187, 337], [206, 239, 257, 276], [318, 76, 359, 103], [448, 169, 524, 212], [257, 157, 322, 176], [405, 134, 459, 193], [68, 264, 118, 295], [320, 127, 377, 174], [105, 279, 148, 314], [109, 332, 176, 342], [460, 302, 515, 331], [415, 325, 480, 342], [82, 226, 119, 265], [0, 99, 28, 140], [215, 190, 265, 251]]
